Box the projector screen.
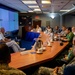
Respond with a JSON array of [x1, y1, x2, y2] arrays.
[[0, 8, 19, 32]]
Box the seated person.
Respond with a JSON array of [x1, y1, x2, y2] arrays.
[[0, 27, 5, 35], [61, 48, 74, 63], [0, 31, 25, 52], [36, 25, 42, 33], [61, 27, 74, 42], [31, 28, 36, 32], [64, 46, 75, 75], [72, 26, 75, 35], [60, 26, 66, 36], [44, 25, 52, 34], [31, 26, 36, 32], [72, 26, 75, 45], [33, 42, 75, 75], [33, 64, 66, 75], [0, 43, 26, 75], [53, 26, 60, 34], [33, 58, 75, 75], [64, 65, 75, 75]]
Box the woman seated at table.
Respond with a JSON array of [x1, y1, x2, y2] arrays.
[[44, 25, 52, 34], [0, 43, 26, 75], [36, 25, 42, 33]]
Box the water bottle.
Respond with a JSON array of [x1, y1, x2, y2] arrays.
[[58, 33, 61, 41], [34, 40, 43, 51], [50, 32, 54, 42]]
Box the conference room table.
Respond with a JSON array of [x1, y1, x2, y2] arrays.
[[9, 32, 69, 70]]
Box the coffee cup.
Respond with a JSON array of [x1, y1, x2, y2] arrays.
[[37, 48, 43, 53]]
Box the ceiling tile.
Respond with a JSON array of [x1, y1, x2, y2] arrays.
[[0, 0, 75, 14]]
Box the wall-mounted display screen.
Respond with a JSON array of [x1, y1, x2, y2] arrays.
[[0, 7, 19, 32]]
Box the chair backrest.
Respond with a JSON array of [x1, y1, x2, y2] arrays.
[[24, 32, 40, 42], [11, 30, 19, 36]]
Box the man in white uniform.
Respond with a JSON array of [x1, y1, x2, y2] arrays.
[[0, 32, 25, 52]]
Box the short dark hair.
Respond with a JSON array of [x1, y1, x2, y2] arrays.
[[67, 27, 72, 32], [46, 25, 50, 27], [0, 43, 11, 63]]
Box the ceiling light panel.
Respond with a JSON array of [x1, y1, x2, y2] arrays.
[[42, 0, 51, 4], [34, 9, 41, 11], [60, 10, 70, 12], [22, 0, 37, 4], [28, 10, 34, 12], [28, 5, 39, 8]]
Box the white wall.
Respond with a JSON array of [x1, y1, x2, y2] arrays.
[[32, 13, 60, 28], [63, 14, 75, 27], [19, 13, 61, 36]]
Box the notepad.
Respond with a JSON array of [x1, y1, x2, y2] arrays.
[[20, 51, 29, 55], [30, 52, 36, 54]]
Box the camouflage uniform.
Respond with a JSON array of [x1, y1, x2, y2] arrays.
[[33, 64, 66, 75], [0, 63, 26, 75], [33, 66, 53, 75], [33, 57, 75, 75]]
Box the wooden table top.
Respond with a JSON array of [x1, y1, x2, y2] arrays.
[[9, 32, 69, 70]]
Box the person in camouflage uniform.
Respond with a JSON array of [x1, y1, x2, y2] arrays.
[[33, 45, 75, 75], [33, 57, 75, 75], [33, 64, 65, 75], [0, 43, 26, 75]]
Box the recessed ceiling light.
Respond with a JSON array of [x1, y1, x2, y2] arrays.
[[28, 10, 34, 12], [34, 9, 41, 11], [50, 13, 56, 19], [28, 5, 39, 8], [42, 1, 51, 4], [60, 10, 70, 12], [22, 1, 37, 4]]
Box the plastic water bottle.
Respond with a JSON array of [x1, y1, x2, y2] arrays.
[[58, 33, 61, 41], [50, 32, 54, 42]]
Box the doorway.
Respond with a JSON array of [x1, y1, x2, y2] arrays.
[[33, 20, 41, 28]]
